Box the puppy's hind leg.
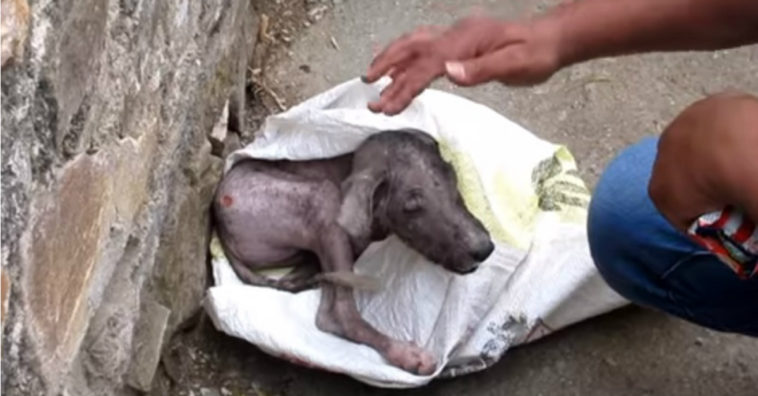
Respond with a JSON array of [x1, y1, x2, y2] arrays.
[[278, 252, 322, 292], [226, 252, 319, 293]]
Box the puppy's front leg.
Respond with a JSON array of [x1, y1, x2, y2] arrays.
[[314, 224, 436, 375]]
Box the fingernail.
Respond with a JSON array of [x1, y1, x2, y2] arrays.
[[385, 104, 401, 115], [445, 62, 465, 80], [361, 75, 370, 83]]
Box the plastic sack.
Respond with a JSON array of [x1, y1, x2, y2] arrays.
[[204, 78, 627, 388]]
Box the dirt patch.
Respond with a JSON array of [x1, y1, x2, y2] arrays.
[[150, 315, 300, 396], [240, 0, 332, 142]]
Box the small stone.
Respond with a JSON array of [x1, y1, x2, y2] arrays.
[[126, 300, 172, 392], [1, 0, 30, 67], [221, 131, 241, 159], [209, 101, 229, 156], [694, 337, 704, 346], [329, 36, 340, 50], [200, 388, 221, 396], [220, 387, 231, 396], [1, 271, 9, 329], [299, 64, 311, 73], [307, 5, 328, 22]]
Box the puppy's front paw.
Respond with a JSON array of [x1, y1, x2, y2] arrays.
[[385, 341, 437, 375]]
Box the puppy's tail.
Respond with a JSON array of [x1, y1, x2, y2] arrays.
[[316, 271, 382, 292]]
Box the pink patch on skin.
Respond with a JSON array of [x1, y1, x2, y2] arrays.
[[221, 195, 233, 207]]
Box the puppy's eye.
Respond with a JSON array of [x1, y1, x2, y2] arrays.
[[403, 191, 424, 213]]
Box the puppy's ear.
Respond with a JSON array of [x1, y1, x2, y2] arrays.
[[337, 168, 386, 246], [404, 128, 438, 148]]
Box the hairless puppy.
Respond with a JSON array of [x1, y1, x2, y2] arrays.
[[213, 129, 494, 375]]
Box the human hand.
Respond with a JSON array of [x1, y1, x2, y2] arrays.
[[362, 16, 563, 115]]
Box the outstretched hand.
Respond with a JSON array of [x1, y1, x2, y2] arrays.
[[362, 16, 563, 115]]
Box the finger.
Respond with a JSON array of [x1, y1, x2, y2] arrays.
[[368, 71, 411, 113], [364, 50, 415, 84], [363, 34, 418, 83], [389, 67, 402, 81], [371, 61, 430, 111], [383, 69, 436, 115], [389, 57, 414, 80], [445, 47, 523, 86], [365, 29, 436, 82]]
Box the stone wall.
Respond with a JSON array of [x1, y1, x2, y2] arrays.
[[1, 0, 257, 394]]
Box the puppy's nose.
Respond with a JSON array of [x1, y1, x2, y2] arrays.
[[457, 265, 478, 275], [470, 240, 495, 262]]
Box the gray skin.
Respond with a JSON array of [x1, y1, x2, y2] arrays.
[[213, 129, 494, 375]]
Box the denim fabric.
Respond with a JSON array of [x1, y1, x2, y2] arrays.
[[588, 137, 758, 336]]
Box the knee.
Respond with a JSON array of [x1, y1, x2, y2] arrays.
[[587, 137, 664, 298], [587, 185, 626, 288], [588, 139, 657, 264]]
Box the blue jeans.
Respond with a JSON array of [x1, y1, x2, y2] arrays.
[[588, 137, 758, 336]]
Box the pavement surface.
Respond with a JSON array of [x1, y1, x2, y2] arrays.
[[182, 1, 758, 395]]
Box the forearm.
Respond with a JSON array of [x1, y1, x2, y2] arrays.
[[649, 92, 758, 230], [742, 175, 758, 228], [540, 0, 758, 67], [718, 97, 758, 225]]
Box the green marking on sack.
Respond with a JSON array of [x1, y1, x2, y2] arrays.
[[532, 146, 590, 224], [438, 140, 590, 250]]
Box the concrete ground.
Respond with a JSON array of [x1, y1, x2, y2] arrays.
[[219, 1, 758, 395]]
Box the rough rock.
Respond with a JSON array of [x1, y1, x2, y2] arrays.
[[25, 154, 112, 381], [209, 101, 229, 156], [1, 271, 9, 328], [126, 299, 171, 392], [200, 388, 221, 396], [0, 0, 30, 67], [0, 0, 257, 395]]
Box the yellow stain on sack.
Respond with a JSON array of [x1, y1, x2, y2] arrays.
[[438, 141, 590, 250], [438, 140, 534, 249], [554, 145, 574, 165], [210, 233, 226, 259], [545, 146, 590, 224], [491, 172, 540, 249]]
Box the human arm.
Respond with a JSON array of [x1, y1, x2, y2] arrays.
[[649, 92, 758, 232], [551, 0, 758, 68], [364, 0, 758, 115]]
